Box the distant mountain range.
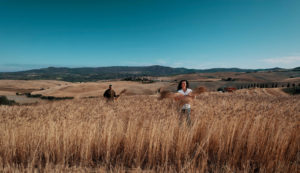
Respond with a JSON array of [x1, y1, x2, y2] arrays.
[[0, 65, 298, 82]]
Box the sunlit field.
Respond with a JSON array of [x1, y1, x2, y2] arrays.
[[0, 89, 299, 172]]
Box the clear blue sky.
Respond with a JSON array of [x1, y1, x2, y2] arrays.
[[0, 0, 300, 72]]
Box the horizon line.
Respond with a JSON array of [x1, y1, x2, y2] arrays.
[[0, 64, 297, 73]]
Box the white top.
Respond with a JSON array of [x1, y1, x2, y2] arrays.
[[178, 88, 192, 109]]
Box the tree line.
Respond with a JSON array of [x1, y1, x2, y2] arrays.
[[237, 82, 300, 89]]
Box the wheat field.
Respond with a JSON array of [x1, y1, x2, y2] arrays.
[[0, 89, 299, 172]]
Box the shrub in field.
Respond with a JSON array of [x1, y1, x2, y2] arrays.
[[282, 87, 300, 95], [0, 95, 16, 105]]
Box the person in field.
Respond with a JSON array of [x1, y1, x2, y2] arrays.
[[177, 80, 193, 125], [158, 80, 206, 125], [103, 84, 127, 102], [103, 84, 118, 101]]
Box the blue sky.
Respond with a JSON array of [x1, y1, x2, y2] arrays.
[[0, 0, 300, 72]]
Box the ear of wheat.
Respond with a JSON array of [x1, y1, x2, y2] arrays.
[[119, 89, 127, 95], [115, 89, 127, 100], [158, 91, 182, 100], [190, 87, 206, 96]]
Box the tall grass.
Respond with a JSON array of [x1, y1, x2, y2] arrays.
[[0, 91, 299, 172]]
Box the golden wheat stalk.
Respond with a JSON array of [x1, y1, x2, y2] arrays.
[[190, 86, 206, 96], [119, 89, 127, 95], [0, 89, 298, 172], [158, 87, 206, 107], [115, 89, 127, 100], [159, 87, 206, 100]]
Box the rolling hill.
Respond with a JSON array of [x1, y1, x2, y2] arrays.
[[0, 65, 295, 82]]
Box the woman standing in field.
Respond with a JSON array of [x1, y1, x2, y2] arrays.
[[177, 80, 193, 125], [159, 80, 205, 125]]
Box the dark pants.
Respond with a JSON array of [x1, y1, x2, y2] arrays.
[[181, 108, 191, 125]]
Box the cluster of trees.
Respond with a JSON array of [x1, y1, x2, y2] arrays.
[[123, 77, 155, 83], [1, 93, 74, 106], [282, 86, 300, 95], [234, 82, 300, 95], [221, 77, 235, 81], [218, 82, 300, 95], [17, 92, 74, 100], [237, 82, 300, 89]]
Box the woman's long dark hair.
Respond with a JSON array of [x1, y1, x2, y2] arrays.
[[177, 80, 189, 91]]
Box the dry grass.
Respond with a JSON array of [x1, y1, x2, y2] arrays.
[[0, 89, 299, 172], [0, 80, 169, 98]]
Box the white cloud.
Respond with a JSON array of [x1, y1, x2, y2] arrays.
[[155, 59, 168, 65], [262, 56, 300, 64]]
